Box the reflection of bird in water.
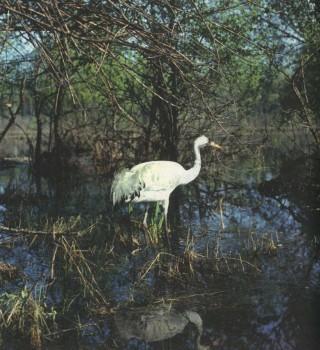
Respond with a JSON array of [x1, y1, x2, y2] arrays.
[[111, 135, 222, 232], [114, 303, 209, 350]]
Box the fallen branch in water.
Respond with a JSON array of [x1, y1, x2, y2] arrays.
[[0, 225, 92, 236]]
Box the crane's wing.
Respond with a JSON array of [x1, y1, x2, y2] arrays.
[[111, 161, 185, 205], [111, 168, 143, 205], [131, 161, 185, 191]]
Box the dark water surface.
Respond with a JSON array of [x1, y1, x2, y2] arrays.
[[0, 141, 319, 349]]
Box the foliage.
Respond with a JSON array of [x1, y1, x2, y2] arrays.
[[0, 0, 319, 166]]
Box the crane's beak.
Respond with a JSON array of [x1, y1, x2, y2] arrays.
[[210, 141, 223, 150]]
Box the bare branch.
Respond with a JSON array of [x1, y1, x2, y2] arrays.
[[0, 77, 26, 145]]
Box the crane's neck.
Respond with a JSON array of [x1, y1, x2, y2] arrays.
[[184, 310, 208, 350], [194, 141, 202, 167], [181, 143, 202, 185]]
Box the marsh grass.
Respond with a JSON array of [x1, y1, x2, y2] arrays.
[[0, 286, 57, 349], [125, 202, 166, 245], [0, 212, 265, 349], [0, 208, 118, 348], [136, 228, 262, 292], [148, 202, 165, 243], [0, 261, 20, 284], [246, 229, 281, 255], [0, 183, 279, 349]]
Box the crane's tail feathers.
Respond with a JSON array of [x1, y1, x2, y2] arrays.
[[111, 169, 144, 205]]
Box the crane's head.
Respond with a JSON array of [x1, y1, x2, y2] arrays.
[[195, 135, 222, 150]]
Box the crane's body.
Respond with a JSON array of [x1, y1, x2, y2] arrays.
[[111, 136, 222, 232]]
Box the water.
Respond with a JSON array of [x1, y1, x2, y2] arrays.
[[0, 142, 319, 349]]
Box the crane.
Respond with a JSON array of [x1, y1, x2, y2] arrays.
[[111, 135, 222, 232], [115, 303, 209, 349]]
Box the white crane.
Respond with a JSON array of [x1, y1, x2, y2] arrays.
[[111, 135, 222, 232]]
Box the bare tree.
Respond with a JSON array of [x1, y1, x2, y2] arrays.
[[1, 0, 318, 168], [0, 1, 227, 161], [0, 77, 25, 144]]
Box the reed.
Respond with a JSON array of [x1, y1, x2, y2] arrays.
[[0, 286, 57, 349]]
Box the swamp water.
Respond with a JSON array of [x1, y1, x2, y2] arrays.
[[0, 141, 319, 350]]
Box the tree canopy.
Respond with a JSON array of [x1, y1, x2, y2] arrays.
[[0, 0, 319, 168]]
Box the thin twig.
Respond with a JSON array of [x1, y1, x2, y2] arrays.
[[0, 225, 81, 236]]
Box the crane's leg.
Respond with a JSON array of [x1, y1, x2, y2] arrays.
[[142, 204, 151, 245], [162, 199, 170, 233], [161, 199, 172, 249], [143, 204, 150, 229]]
